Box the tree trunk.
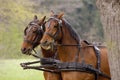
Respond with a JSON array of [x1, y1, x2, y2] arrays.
[[96, 0, 120, 80]]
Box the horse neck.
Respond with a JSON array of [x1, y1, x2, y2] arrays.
[[57, 24, 79, 62]]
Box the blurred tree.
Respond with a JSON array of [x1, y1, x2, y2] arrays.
[[96, 0, 120, 80]]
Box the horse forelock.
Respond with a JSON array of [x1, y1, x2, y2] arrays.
[[62, 18, 81, 44]]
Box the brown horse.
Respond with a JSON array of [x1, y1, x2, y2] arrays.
[[40, 12, 111, 80], [21, 15, 61, 80]]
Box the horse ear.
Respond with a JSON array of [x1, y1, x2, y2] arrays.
[[57, 12, 64, 19], [50, 10, 55, 16], [39, 16, 46, 25], [34, 15, 38, 20]]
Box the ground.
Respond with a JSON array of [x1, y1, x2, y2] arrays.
[[0, 59, 44, 80]]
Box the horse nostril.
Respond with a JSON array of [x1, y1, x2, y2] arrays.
[[21, 48, 26, 52]]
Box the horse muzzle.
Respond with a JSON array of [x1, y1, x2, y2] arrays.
[[21, 48, 32, 55]]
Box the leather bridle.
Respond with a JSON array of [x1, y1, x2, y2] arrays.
[[24, 22, 44, 48], [44, 17, 63, 42]]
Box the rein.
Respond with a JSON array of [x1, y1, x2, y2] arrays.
[[30, 49, 41, 58], [21, 44, 111, 80], [21, 38, 111, 80]]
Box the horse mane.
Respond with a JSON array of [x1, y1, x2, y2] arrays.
[[62, 18, 81, 44]]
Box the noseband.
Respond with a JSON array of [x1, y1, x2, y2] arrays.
[[44, 17, 63, 41]]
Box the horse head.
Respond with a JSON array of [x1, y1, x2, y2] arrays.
[[21, 15, 46, 55], [40, 12, 64, 50]]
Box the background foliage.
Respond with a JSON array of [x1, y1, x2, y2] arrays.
[[0, 0, 103, 59]]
